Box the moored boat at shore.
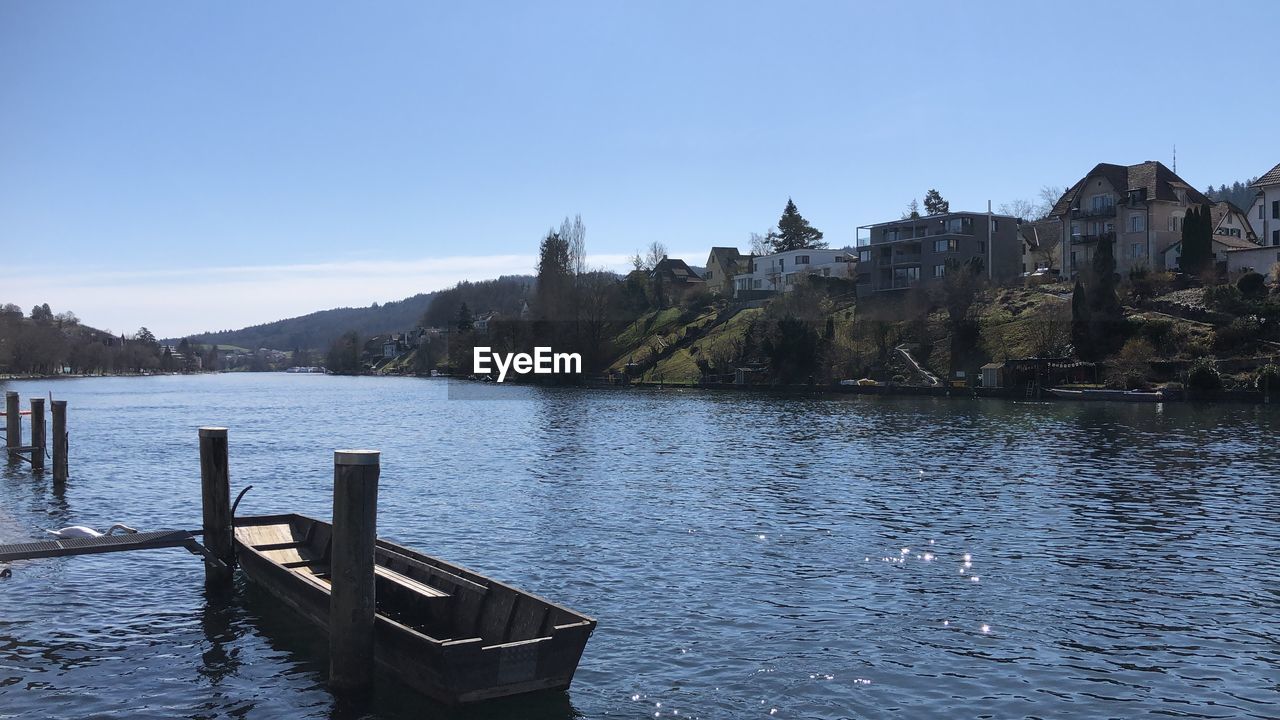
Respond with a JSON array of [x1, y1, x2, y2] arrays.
[[233, 513, 595, 704], [1047, 388, 1166, 402]]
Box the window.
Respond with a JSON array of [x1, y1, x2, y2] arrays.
[[1168, 216, 1180, 232], [1273, 230, 1279, 246], [1071, 251, 1078, 270], [991, 219, 999, 232], [944, 217, 973, 234], [934, 264, 946, 278], [822, 267, 830, 277], [778, 258, 784, 270], [1071, 223, 1080, 237], [1131, 243, 1144, 258], [885, 229, 901, 242], [978, 241, 986, 253], [1105, 222, 1114, 234], [705, 270, 712, 279], [753, 279, 762, 289], [1273, 201, 1279, 219], [796, 255, 810, 265], [858, 249, 871, 263], [1129, 214, 1145, 233], [934, 239, 957, 253]]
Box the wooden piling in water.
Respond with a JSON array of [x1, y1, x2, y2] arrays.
[[4, 392, 19, 458], [52, 400, 68, 481], [329, 449, 380, 695], [29, 398, 45, 471], [198, 427, 234, 586]]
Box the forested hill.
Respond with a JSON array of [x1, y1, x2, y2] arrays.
[[1205, 178, 1259, 211], [183, 292, 437, 351], [181, 274, 541, 351]]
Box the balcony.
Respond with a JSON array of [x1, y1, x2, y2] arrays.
[[1073, 205, 1116, 219], [1071, 231, 1116, 245]]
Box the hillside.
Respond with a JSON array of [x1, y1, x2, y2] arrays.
[[183, 293, 437, 351]]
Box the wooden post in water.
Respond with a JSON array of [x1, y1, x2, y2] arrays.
[[198, 427, 234, 586], [329, 449, 380, 695], [4, 391, 19, 458], [51, 400, 68, 481], [29, 398, 45, 471]]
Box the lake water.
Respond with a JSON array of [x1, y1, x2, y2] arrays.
[[1, 374, 1277, 719]]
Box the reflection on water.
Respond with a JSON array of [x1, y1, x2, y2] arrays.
[[1, 375, 1278, 719]]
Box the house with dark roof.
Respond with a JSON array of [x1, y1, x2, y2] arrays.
[[1018, 219, 1062, 274], [1246, 161, 1280, 247], [703, 247, 745, 295], [649, 256, 706, 296], [1050, 160, 1211, 276]]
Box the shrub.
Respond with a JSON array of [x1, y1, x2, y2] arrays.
[[1137, 317, 1176, 354], [1106, 337, 1154, 390], [1186, 358, 1222, 391], [1212, 317, 1261, 354], [1257, 364, 1280, 393], [1203, 284, 1246, 314], [1237, 272, 1267, 300]]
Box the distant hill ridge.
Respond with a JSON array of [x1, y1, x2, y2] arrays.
[[181, 274, 539, 351], [182, 293, 437, 351]]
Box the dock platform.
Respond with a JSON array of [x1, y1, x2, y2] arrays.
[[0, 529, 220, 565]]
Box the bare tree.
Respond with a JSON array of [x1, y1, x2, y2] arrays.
[[645, 241, 668, 270], [749, 231, 771, 256], [998, 198, 1037, 221], [1036, 185, 1065, 219], [559, 214, 587, 275]]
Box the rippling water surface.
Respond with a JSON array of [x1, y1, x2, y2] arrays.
[[1, 374, 1277, 719]]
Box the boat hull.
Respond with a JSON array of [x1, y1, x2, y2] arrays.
[[233, 514, 594, 704]]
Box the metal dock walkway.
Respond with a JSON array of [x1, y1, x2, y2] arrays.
[[0, 529, 223, 566]]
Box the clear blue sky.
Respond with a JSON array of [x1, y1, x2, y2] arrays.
[[2, 0, 1277, 337]]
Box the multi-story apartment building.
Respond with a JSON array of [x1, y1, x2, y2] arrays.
[[853, 211, 1020, 293], [731, 248, 856, 297], [1050, 161, 1210, 276], [1247, 162, 1280, 247]]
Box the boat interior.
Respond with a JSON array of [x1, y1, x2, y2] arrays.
[[234, 514, 587, 647]]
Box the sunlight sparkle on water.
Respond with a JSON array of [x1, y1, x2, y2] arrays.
[[981, 624, 991, 634]]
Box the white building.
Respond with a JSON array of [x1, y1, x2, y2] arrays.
[[1247, 162, 1280, 247], [1225, 245, 1280, 279], [732, 248, 857, 297]]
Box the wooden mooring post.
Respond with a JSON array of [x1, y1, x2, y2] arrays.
[[329, 449, 380, 694], [198, 427, 234, 586], [29, 398, 45, 471], [4, 391, 19, 459], [52, 400, 68, 481]]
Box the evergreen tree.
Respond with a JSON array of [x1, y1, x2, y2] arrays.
[[767, 199, 826, 252], [535, 230, 573, 320], [902, 199, 921, 219], [456, 302, 474, 332], [1071, 279, 1092, 357], [1179, 203, 1214, 275], [923, 189, 950, 216]]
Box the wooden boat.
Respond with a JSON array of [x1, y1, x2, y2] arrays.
[[233, 513, 595, 704], [1048, 388, 1165, 402]]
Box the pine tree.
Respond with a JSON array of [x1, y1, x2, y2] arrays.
[[903, 199, 921, 219], [767, 199, 826, 252], [456, 302, 474, 332], [1179, 204, 1214, 275], [923, 189, 950, 216], [1071, 279, 1091, 357]]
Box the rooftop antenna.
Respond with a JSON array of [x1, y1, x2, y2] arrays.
[[1173, 144, 1176, 173]]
